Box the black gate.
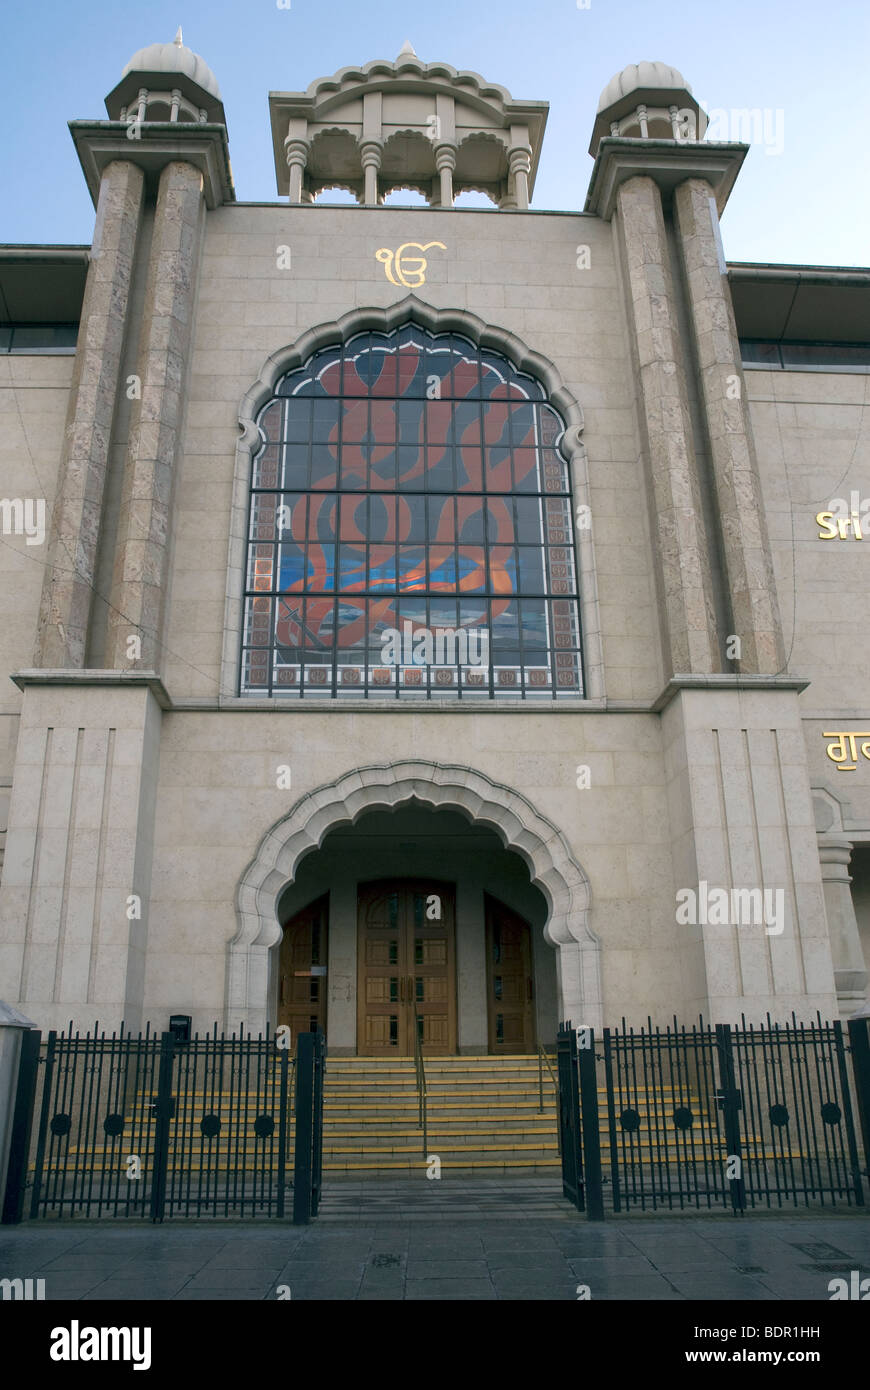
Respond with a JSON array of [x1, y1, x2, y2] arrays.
[[292, 1029, 325, 1224], [556, 1023, 605, 1219], [3, 1025, 326, 1223], [558, 1015, 868, 1217], [556, 1024, 583, 1209]]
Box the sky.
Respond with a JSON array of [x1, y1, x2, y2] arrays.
[[2, 0, 868, 266]]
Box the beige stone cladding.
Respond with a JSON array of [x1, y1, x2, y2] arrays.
[[748, 369, 870, 846], [144, 710, 680, 1034], [662, 685, 837, 1025], [0, 679, 161, 1033], [0, 355, 73, 872], [165, 204, 660, 703]]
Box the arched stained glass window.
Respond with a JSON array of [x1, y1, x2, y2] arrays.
[[241, 325, 583, 698]]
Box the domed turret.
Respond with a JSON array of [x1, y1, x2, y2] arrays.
[[105, 28, 225, 126], [122, 28, 221, 98], [589, 60, 706, 156]]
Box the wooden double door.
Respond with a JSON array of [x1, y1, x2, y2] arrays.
[[357, 880, 456, 1056], [356, 881, 537, 1056]]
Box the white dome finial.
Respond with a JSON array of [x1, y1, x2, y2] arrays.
[[398, 39, 417, 58], [174, 26, 183, 46]]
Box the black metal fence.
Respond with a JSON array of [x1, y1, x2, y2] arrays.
[[2, 1025, 325, 1223], [559, 1015, 870, 1218]]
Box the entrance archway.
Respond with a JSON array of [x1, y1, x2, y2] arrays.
[[229, 760, 600, 1036]]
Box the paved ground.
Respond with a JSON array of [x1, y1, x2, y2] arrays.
[[2, 1180, 868, 1300]]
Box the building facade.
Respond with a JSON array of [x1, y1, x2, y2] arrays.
[[1, 38, 868, 1053]]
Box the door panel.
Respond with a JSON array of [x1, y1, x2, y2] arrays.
[[485, 894, 536, 1054], [358, 880, 456, 1055], [278, 894, 328, 1041]]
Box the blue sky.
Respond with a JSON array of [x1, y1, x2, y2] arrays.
[[2, 0, 867, 266]]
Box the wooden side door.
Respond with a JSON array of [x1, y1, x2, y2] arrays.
[[357, 880, 456, 1055], [357, 883, 404, 1055], [410, 880, 455, 1056], [485, 894, 536, 1054], [278, 894, 328, 1041]]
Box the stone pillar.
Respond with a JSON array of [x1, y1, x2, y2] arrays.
[[614, 176, 719, 675], [170, 88, 181, 123], [105, 161, 205, 672], [136, 88, 147, 125], [673, 179, 785, 673], [818, 835, 868, 1012], [0, 1002, 35, 1210], [0, 678, 163, 1033], [36, 160, 145, 669], [508, 147, 531, 210], [359, 140, 382, 206], [661, 684, 838, 1024], [434, 144, 456, 209], [285, 138, 309, 205]]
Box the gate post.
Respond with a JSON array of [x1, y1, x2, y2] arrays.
[[293, 1030, 323, 1225], [150, 1031, 175, 1223], [1, 1025, 41, 1224], [311, 1030, 325, 1219], [276, 1043, 290, 1219], [556, 1022, 584, 1212], [714, 1023, 746, 1214], [577, 1026, 605, 1221], [29, 1031, 57, 1219], [847, 1013, 870, 1188]]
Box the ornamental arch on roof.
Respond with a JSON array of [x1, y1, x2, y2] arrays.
[[267, 42, 548, 209]]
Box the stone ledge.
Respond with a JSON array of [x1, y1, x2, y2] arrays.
[[585, 137, 747, 220], [652, 672, 810, 713], [11, 669, 171, 708], [69, 122, 234, 210]]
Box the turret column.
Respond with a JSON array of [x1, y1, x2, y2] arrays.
[[613, 174, 719, 674], [105, 161, 206, 671], [359, 140, 382, 206], [673, 179, 785, 673], [36, 160, 145, 669]]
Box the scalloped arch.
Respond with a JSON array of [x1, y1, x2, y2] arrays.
[[235, 297, 584, 448], [226, 760, 601, 1034], [308, 126, 361, 147], [379, 183, 432, 202], [457, 129, 508, 150], [382, 127, 437, 146], [310, 181, 361, 202], [298, 56, 517, 119]]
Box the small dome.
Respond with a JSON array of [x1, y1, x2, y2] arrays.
[[122, 28, 221, 99], [597, 61, 689, 113]]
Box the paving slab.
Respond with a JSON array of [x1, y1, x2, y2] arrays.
[[2, 1185, 868, 1300]]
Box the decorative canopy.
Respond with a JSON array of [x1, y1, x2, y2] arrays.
[[268, 45, 549, 209]]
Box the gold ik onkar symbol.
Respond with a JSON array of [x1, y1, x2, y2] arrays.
[[375, 242, 446, 288]]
